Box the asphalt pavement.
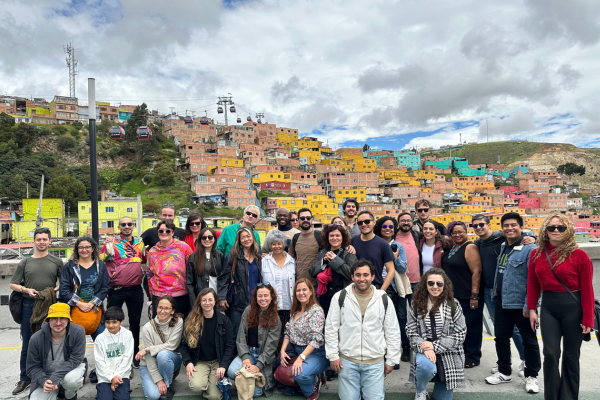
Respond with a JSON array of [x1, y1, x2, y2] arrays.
[[0, 328, 598, 400]]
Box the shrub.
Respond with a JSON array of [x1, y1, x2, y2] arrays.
[[56, 136, 76, 151]]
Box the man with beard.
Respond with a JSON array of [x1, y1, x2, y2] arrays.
[[289, 208, 323, 285], [394, 212, 424, 362], [262, 208, 300, 252], [343, 200, 361, 237]]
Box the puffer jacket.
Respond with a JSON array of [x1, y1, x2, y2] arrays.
[[217, 248, 262, 312], [187, 249, 224, 309], [324, 284, 401, 366]]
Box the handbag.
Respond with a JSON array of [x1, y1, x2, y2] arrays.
[[71, 303, 102, 335], [9, 259, 29, 324], [274, 356, 300, 387], [428, 314, 446, 384], [544, 249, 596, 343]]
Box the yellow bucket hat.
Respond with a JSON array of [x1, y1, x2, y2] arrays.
[[45, 303, 72, 322]]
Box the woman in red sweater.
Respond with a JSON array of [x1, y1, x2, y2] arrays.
[[527, 214, 594, 400]]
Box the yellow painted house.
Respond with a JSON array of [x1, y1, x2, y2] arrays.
[[294, 150, 322, 165], [276, 129, 299, 143], [252, 172, 292, 184], [334, 188, 367, 204], [79, 200, 140, 234], [12, 199, 66, 242], [353, 158, 377, 172], [221, 158, 243, 168], [322, 159, 353, 171]]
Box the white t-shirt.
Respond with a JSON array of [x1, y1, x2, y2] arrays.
[[422, 243, 435, 273], [207, 252, 218, 292]]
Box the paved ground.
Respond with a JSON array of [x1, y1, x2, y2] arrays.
[[1, 328, 598, 400]]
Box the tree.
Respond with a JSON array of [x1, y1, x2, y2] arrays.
[[56, 136, 77, 151], [0, 112, 15, 130], [99, 167, 121, 192], [125, 103, 149, 142], [45, 175, 87, 210], [558, 163, 585, 176], [154, 163, 175, 186], [6, 174, 27, 200]]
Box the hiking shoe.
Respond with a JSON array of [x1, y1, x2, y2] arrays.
[[401, 347, 411, 362], [518, 360, 526, 379], [525, 376, 539, 394], [485, 372, 512, 385], [164, 384, 176, 400], [12, 380, 30, 395]]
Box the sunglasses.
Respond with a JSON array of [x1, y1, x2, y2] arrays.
[[381, 224, 395, 229], [357, 219, 372, 226], [299, 216, 313, 221], [473, 223, 486, 229], [546, 225, 567, 233], [158, 229, 172, 234], [427, 281, 444, 288], [257, 282, 271, 287], [245, 211, 258, 218], [290, 218, 298, 222], [120, 222, 133, 227], [417, 208, 430, 213], [190, 221, 202, 226], [201, 235, 214, 241]]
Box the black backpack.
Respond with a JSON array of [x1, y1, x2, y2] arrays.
[[291, 231, 323, 255]]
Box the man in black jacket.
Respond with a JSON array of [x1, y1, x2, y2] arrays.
[[27, 303, 87, 400], [412, 199, 446, 235]]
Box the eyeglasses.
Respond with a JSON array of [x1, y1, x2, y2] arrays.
[[245, 211, 258, 218], [427, 281, 444, 288], [299, 216, 312, 221], [357, 219, 372, 226], [417, 208, 430, 213], [190, 221, 202, 226], [381, 224, 395, 229], [257, 282, 271, 287], [546, 225, 567, 233], [451, 231, 466, 236], [158, 229, 172, 234], [473, 223, 486, 229], [201, 235, 214, 241], [119, 222, 133, 227], [78, 246, 92, 250], [399, 219, 412, 224], [157, 306, 172, 311]]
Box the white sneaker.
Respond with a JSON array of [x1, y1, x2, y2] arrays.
[[518, 360, 526, 378], [485, 372, 512, 385], [415, 391, 428, 400], [525, 376, 539, 393], [491, 363, 498, 374]]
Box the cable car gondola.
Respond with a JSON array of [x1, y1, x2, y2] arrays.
[[257, 118, 262, 124], [200, 116, 209, 125], [230, 106, 236, 113], [109, 126, 125, 140], [136, 126, 152, 141], [247, 115, 252, 122], [217, 106, 224, 114], [237, 117, 241, 123], [184, 115, 193, 124]]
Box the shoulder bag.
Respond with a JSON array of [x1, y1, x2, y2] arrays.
[[9, 259, 29, 324], [544, 248, 597, 344]]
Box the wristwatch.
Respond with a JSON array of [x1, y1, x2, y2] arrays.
[[470, 293, 479, 300], [300, 354, 306, 361]]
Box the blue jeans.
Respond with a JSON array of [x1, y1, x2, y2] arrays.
[[398, 282, 419, 348], [228, 347, 263, 397], [292, 345, 329, 397], [338, 358, 385, 400], [484, 287, 525, 361], [91, 322, 105, 341], [415, 353, 453, 400], [96, 379, 130, 400], [20, 298, 35, 381], [139, 350, 182, 400], [231, 308, 244, 342]]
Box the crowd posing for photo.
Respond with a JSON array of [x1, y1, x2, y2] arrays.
[[10, 202, 596, 400]]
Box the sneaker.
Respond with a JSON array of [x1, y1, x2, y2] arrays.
[[490, 363, 498, 374], [12, 380, 30, 395], [525, 376, 539, 394], [518, 360, 526, 379], [133, 358, 140, 369], [89, 368, 98, 384], [401, 347, 411, 362], [307, 376, 322, 400], [415, 390, 428, 400], [164, 384, 176, 400], [485, 372, 512, 385]]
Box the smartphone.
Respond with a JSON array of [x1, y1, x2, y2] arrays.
[[391, 244, 398, 252]]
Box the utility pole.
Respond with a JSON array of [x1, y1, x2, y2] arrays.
[[88, 78, 99, 244], [63, 43, 78, 98], [217, 94, 235, 126]]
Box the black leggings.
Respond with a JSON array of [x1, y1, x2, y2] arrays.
[[540, 291, 585, 400]]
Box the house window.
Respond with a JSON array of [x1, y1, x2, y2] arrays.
[[49, 250, 67, 258], [81, 206, 86, 210], [105, 207, 114, 212], [126, 207, 133, 213]]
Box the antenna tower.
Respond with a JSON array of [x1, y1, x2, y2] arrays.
[[63, 43, 78, 98]]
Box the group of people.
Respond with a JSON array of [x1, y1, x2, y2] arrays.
[[10, 200, 595, 400]]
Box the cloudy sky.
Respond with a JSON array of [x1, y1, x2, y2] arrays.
[[1, 0, 600, 150]]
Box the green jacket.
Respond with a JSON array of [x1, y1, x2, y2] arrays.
[[216, 223, 261, 257]]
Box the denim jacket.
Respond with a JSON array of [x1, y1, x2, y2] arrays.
[[492, 239, 536, 310]]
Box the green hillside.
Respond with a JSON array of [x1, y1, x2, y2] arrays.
[[424, 141, 546, 165]]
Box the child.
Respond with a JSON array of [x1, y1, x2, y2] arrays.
[[94, 306, 134, 400]]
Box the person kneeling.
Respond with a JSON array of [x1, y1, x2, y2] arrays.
[[26, 303, 87, 400], [95, 307, 134, 400]]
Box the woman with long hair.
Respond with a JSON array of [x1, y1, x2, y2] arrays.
[[527, 214, 595, 400], [187, 227, 224, 310], [407, 268, 467, 400], [310, 224, 356, 316], [218, 227, 262, 339], [59, 235, 110, 383], [279, 279, 329, 399], [182, 212, 207, 250], [441, 221, 482, 368], [137, 295, 184, 400], [147, 219, 194, 318], [420, 221, 447, 273], [227, 284, 282, 397], [261, 230, 295, 328], [179, 288, 235, 400]]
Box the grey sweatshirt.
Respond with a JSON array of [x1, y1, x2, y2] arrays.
[[139, 317, 184, 383]]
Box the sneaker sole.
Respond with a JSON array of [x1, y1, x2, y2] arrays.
[[485, 378, 512, 385], [527, 388, 539, 394]]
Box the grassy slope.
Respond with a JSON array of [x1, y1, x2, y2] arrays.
[[424, 141, 546, 165]]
